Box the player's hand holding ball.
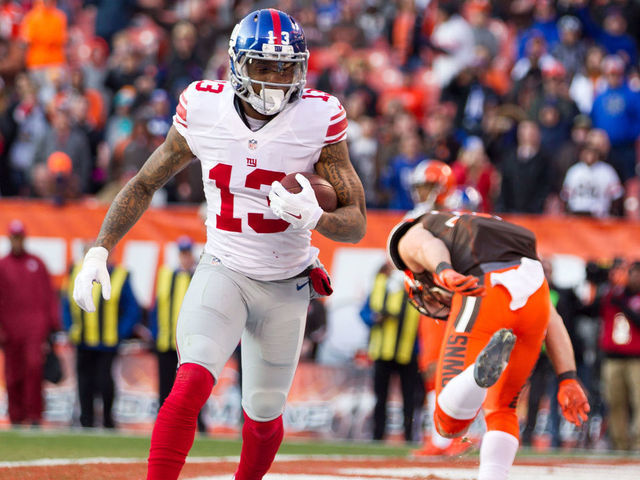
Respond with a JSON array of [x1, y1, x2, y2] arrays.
[[269, 173, 325, 230], [73, 246, 112, 312]]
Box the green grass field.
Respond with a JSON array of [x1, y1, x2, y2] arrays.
[[3, 429, 639, 464], [0, 429, 412, 462]]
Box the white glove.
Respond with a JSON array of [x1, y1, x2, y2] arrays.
[[73, 246, 111, 312], [269, 174, 324, 230]]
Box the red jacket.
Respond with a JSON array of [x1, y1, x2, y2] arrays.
[[0, 252, 60, 343], [599, 286, 640, 357]]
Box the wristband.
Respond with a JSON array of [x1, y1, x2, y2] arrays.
[[435, 262, 453, 275], [557, 370, 578, 382]]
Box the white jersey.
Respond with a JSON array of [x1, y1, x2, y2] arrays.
[[173, 80, 347, 281], [561, 161, 624, 217]]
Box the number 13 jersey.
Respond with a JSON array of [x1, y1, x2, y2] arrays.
[[172, 80, 348, 281]]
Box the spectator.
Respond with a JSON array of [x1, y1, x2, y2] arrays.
[[465, 0, 499, 58], [530, 60, 579, 134], [516, 0, 560, 60], [104, 86, 135, 150], [0, 0, 25, 83], [590, 54, 640, 182], [159, 21, 204, 102], [552, 15, 587, 78], [497, 120, 551, 213], [19, 0, 67, 72], [569, 44, 606, 114], [361, 262, 421, 443], [34, 104, 92, 195], [551, 113, 591, 195], [348, 116, 380, 208], [87, 0, 136, 46], [450, 136, 499, 212], [5, 73, 48, 196], [421, 105, 461, 165], [379, 132, 426, 210], [598, 261, 640, 451], [561, 128, 624, 218], [430, 1, 476, 88], [150, 236, 207, 433], [440, 62, 500, 139], [0, 219, 60, 426], [62, 246, 142, 428], [511, 33, 555, 85], [573, 2, 638, 67], [104, 45, 144, 96]]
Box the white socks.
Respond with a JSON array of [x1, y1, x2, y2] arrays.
[[437, 365, 487, 420], [427, 390, 452, 449], [478, 430, 519, 480]]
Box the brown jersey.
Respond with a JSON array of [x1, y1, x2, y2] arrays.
[[388, 211, 538, 278]]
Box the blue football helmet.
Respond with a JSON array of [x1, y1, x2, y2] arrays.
[[443, 185, 483, 212], [229, 9, 309, 116]]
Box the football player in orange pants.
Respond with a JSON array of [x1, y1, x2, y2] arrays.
[[388, 210, 590, 480]]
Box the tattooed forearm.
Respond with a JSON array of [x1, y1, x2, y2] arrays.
[[96, 127, 194, 251], [314, 141, 366, 243]]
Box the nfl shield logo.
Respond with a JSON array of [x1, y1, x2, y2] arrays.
[[248, 139, 258, 150]]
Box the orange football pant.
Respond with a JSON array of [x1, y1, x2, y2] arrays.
[[434, 267, 550, 438]]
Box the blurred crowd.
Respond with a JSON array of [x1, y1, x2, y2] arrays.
[[0, 0, 639, 218]]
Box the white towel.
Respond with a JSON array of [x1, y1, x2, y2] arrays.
[[489, 258, 545, 311]]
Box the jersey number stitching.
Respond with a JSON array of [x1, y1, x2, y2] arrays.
[[195, 81, 225, 94], [208, 165, 290, 234]]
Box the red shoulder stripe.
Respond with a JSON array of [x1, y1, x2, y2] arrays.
[[325, 116, 348, 139], [173, 114, 187, 129], [176, 102, 187, 123], [329, 105, 344, 121], [325, 131, 346, 145]]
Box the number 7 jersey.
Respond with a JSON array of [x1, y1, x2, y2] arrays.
[[172, 80, 348, 281]]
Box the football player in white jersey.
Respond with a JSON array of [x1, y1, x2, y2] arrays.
[[72, 9, 366, 480]]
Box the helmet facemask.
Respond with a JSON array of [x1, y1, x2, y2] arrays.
[[404, 272, 452, 320], [229, 44, 308, 116], [410, 181, 442, 209]]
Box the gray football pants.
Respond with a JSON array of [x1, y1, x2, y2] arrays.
[[176, 253, 310, 421]]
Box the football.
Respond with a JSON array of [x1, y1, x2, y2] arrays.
[[279, 172, 338, 212]]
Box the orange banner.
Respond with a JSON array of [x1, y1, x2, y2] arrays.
[[1, 200, 639, 272]]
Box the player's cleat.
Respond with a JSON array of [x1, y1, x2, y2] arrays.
[[445, 436, 474, 456], [473, 328, 516, 388], [411, 436, 474, 457], [411, 438, 447, 457]]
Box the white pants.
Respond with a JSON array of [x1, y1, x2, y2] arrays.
[[176, 254, 310, 421]]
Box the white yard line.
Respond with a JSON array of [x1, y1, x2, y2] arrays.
[[2, 455, 640, 480]]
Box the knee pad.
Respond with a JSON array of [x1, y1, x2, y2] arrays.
[[434, 403, 473, 438], [165, 363, 214, 415], [484, 410, 520, 438], [243, 390, 287, 421]]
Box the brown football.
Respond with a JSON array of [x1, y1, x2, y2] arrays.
[[279, 172, 338, 212]]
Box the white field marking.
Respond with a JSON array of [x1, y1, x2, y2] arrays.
[[343, 465, 640, 480], [188, 477, 400, 480]]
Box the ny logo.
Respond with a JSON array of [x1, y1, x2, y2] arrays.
[[246, 158, 257, 167]]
